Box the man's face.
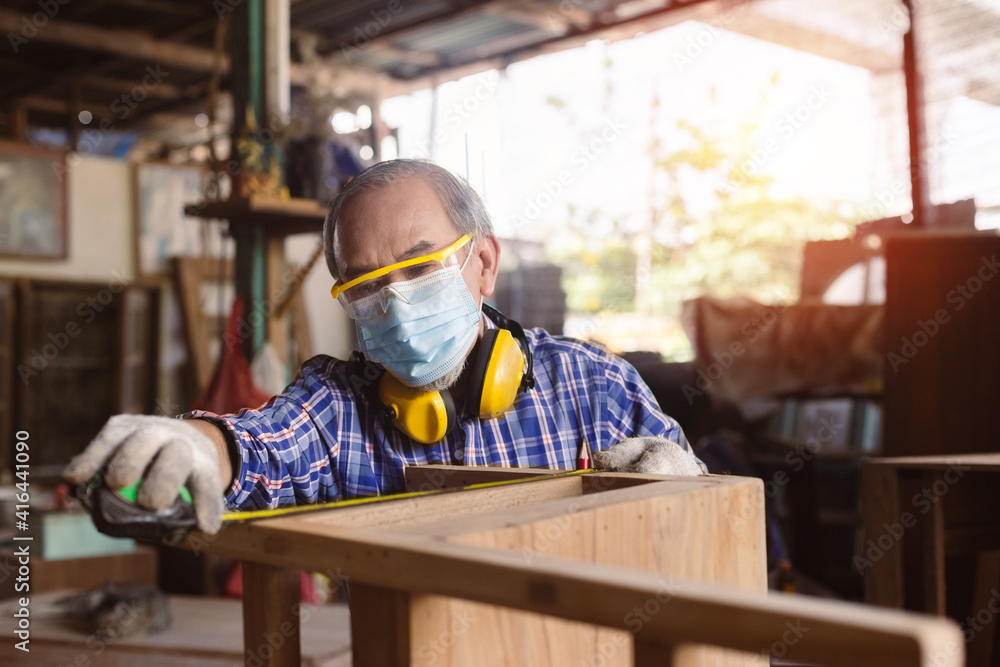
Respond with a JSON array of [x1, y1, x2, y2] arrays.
[[332, 174, 500, 329]]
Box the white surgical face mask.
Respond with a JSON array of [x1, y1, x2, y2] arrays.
[[355, 249, 480, 387]]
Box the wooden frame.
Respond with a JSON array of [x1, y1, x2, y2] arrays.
[[864, 454, 1000, 667], [0, 140, 67, 259], [192, 467, 962, 667]]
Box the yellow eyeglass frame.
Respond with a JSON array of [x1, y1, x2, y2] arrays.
[[330, 235, 472, 300]]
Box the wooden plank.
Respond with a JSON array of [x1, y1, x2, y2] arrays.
[[184, 196, 326, 237], [404, 464, 573, 491], [413, 477, 750, 541], [290, 290, 314, 365], [0, 592, 351, 667], [439, 477, 765, 667], [209, 524, 961, 666], [349, 584, 452, 667], [9, 105, 26, 140], [0, 546, 157, 598], [173, 257, 233, 394], [349, 584, 412, 667], [871, 454, 1000, 471], [242, 561, 302, 667], [199, 475, 959, 665], [922, 472, 947, 615], [0, 9, 228, 72], [266, 237, 288, 365], [967, 551, 1000, 667], [272, 475, 585, 532], [863, 462, 905, 608]]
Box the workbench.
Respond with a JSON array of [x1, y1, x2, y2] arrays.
[[194, 465, 962, 667], [864, 453, 1000, 666], [0, 592, 351, 666]]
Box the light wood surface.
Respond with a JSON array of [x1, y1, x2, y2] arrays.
[[867, 454, 1000, 470], [197, 468, 963, 666], [0, 592, 351, 667]]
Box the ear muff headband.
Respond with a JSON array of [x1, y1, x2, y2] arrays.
[[466, 328, 526, 419], [482, 304, 535, 392]]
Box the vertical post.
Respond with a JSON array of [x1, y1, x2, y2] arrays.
[[266, 237, 288, 367], [349, 583, 452, 667], [902, 0, 929, 227], [242, 561, 302, 667], [863, 463, 905, 608], [10, 105, 26, 141], [229, 0, 269, 358], [968, 551, 1000, 667], [68, 83, 81, 153], [921, 471, 946, 615]]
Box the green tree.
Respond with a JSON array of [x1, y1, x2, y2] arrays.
[[555, 84, 852, 358]]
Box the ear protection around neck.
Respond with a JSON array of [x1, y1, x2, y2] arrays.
[[366, 305, 535, 444]]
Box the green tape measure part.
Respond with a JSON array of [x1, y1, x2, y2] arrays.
[[117, 480, 193, 505]]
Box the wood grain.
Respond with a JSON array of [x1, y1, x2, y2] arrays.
[[242, 561, 302, 667], [196, 472, 962, 666], [863, 461, 905, 607]]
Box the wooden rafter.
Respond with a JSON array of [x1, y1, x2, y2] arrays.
[[0, 9, 229, 73]]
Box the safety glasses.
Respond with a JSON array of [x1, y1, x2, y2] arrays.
[[331, 235, 473, 319]]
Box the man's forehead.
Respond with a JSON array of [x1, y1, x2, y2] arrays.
[[333, 179, 459, 277]]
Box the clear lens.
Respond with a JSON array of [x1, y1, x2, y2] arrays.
[[339, 254, 464, 320]]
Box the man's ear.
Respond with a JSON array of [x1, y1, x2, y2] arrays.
[[475, 235, 501, 298]]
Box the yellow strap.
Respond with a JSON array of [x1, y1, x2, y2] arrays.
[[221, 468, 594, 522]]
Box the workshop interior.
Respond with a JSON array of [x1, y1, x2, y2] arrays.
[[0, 0, 999, 665]]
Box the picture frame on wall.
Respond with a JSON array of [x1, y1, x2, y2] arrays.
[[0, 141, 67, 260], [133, 162, 230, 278]]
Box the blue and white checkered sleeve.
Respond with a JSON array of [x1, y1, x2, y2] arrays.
[[185, 358, 343, 510], [602, 357, 706, 470]]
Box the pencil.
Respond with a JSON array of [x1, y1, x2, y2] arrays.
[[577, 439, 591, 470]]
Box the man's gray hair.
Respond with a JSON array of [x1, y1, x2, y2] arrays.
[[323, 159, 494, 280]]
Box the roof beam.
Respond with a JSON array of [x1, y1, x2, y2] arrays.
[[311, 0, 721, 97], [483, 1, 592, 32], [0, 9, 229, 73], [95, 0, 210, 17], [18, 96, 114, 119], [82, 75, 204, 101], [292, 28, 443, 69]]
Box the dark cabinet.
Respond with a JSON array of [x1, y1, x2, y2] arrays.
[[4, 278, 158, 478]]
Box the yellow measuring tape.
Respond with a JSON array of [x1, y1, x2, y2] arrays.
[[221, 468, 595, 522]]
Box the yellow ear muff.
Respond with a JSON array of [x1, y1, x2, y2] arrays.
[[473, 328, 526, 419], [377, 373, 456, 444]]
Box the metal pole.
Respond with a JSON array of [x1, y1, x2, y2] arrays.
[[902, 0, 929, 227]]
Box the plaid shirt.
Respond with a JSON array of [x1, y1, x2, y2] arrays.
[[188, 325, 700, 510]]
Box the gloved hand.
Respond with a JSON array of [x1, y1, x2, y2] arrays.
[[593, 436, 705, 476], [64, 415, 225, 534]]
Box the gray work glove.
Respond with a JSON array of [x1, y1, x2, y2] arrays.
[[64, 415, 225, 534], [593, 436, 704, 476]]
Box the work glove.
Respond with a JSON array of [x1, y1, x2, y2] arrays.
[[64, 415, 225, 534], [593, 436, 705, 476]]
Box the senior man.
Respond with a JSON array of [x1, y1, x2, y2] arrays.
[[65, 159, 705, 534]]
